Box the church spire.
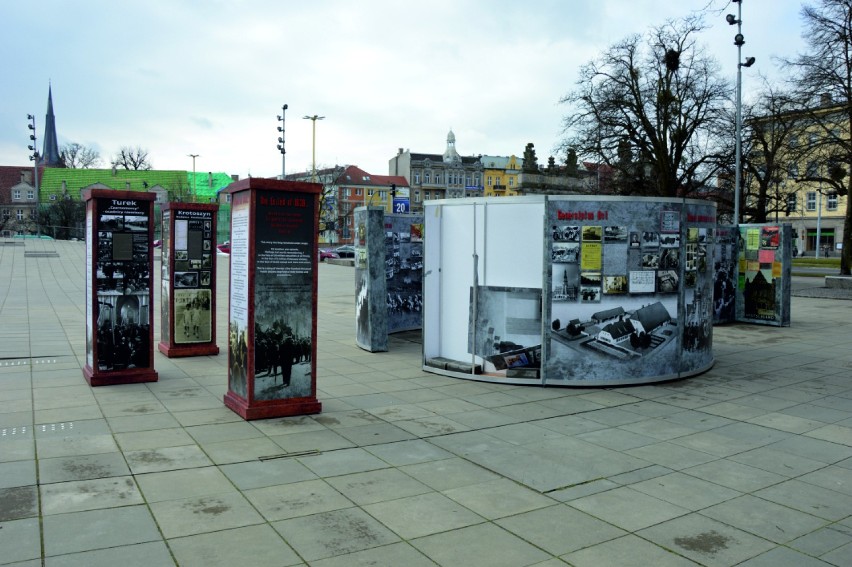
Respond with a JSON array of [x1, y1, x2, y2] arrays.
[[40, 84, 62, 166]]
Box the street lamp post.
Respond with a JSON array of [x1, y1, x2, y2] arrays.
[[27, 114, 40, 236], [303, 114, 325, 183], [727, 0, 755, 225], [188, 154, 199, 201], [277, 104, 288, 179]]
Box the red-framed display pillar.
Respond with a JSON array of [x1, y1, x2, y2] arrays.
[[158, 202, 220, 357], [223, 178, 322, 420], [83, 189, 159, 386]]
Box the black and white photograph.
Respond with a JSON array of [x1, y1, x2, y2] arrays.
[[603, 275, 628, 295], [552, 225, 581, 242], [174, 289, 212, 344], [641, 231, 660, 248], [551, 242, 580, 263], [175, 271, 199, 288], [99, 214, 123, 231], [95, 292, 151, 371], [124, 215, 148, 232], [175, 250, 188, 261], [582, 225, 602, 242], [659, 248, 680, 270], [203, 239, 212, 251], [552, 263, 580, 302], [660, 233, 680, 248], [656, 269, 679, 293], [468, 286, 542, 376], [629, 232, 641, 248], [603, 225, 628, 242], [580, 285, 601, 303], [201, 253, 212, 269], [641, 252, 660, 269], [200, 271, 211, 286]]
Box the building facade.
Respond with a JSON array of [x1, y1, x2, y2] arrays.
[[481, 155, 521, 197], [389, 130, 484, 211], [0, 167, 40, 237]]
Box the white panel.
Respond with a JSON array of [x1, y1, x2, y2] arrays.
[[422, 204, 443, 359], [438, 204, 477, 362], [481, 201, 545, 288]]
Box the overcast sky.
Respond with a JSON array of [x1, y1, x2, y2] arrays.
[[1, 0, 807, 179]]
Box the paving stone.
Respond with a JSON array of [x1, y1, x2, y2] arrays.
[[496, 504, 626, 555], [0, 485, 37, 521], [149, 491, 265, 538], [410, 522, 550, 567], [43, 541, 174, 567], [40, 476, 143, 515], [701, 494, 829, 544], [168, 524, 301, 567], [562, 534, 699, 566], [38, 452, 131, 484], [42, 505, 161, 557], [363, 492, 484, 540], [273, 507, 400, 562], [244, 478, 353, 521], [637, 512, 776, 567]]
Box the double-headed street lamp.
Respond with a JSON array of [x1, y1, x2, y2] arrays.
[[303, 114, 325, 183], [277, 104, 288, 178], [727, 0, 756, 225]]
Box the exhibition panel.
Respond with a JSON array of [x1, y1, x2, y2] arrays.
[[423, 195, 718, 386]]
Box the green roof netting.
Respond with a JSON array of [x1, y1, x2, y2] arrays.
[[39, 168, 234, 202]]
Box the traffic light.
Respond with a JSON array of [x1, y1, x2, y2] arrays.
[[391, 183, 396, 198]]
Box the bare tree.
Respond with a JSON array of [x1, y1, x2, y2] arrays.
[[113, 146, 153, 170], [60, 142, 101, 169], [740, 85, 802, 222], [559, 16, 731, 198], [783, 0, 852, 273]]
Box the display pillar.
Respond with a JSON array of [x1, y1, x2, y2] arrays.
[[83, 189, 158, 386], [355, 206, 388, 352], [158, 202, 220, 357], [223, 178, 322, 420]]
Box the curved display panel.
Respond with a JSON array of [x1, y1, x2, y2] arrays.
[[423, 195, 716, 386]]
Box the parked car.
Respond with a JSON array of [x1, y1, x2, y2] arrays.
[[217, 241, 231, 254], [153, 239, 162, 248], [319, 248, 339, 261], [335, 245, 355, 258]]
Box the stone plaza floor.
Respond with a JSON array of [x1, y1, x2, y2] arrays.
[[1, 239, 851, 566]]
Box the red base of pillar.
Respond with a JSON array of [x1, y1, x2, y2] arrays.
[[223, 391, 322, 421], [83, 365, 159, 386], [158, 342, 220, 358]]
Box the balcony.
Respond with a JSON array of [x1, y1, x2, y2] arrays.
[[492, 184, 507, 191]]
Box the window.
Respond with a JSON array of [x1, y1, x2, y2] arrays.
[[786, 194, 797, 213], [355, 188, 363, 196], [424, 172, 431, 184], [2, 209, 9, 219], [414, 173, 420, 185], [27, 190, 34, 200], [435, 173, 442, 184], [414, 190, 421, 203], [13, 190, 21, 200], [225, 194, 231, 203], [425, 191, 431, 200], [509, 178, 514, 187], [828, 192, 838, 211], [787, 163, 799, 179], [806, 192, 817, 211], [343, 188, 351, 198], [367, 189, 374, 197], [379, 191, 386, 200], [487, 176, 492, 186], [806, 161, 818, 177], [16, 209, 24, 221]]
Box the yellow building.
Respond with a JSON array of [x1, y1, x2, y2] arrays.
[[748, 102, 848, 256], [481, 155, 521, 197]]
